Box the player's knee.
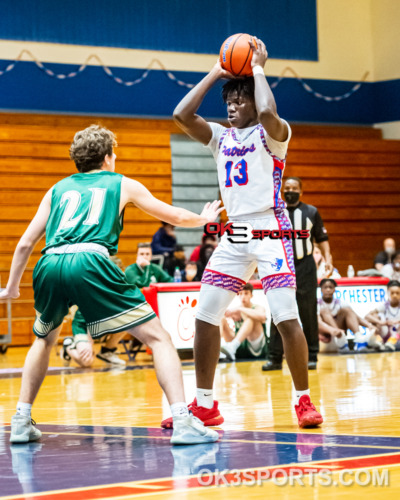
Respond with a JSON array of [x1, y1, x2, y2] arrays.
[[276, 318, 302, 337], [243, 317, 254, 326], [341, 306, 353, 315], [196, 284, 236, 326], [266, 287, 299, 325], [146, 325, 173, 348], [35, 334, 57, 349], [320, 309, 332, 320]]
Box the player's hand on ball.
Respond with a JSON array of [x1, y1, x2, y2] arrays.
[[200, 200, 225, 223], [212, 60, 235, 80], [249, 37, 268, 68], [0, 287, 20, 300]]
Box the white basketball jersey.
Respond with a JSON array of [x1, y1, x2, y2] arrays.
[[207, 121, 291, 219]]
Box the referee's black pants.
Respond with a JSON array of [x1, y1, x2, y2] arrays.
[[267, 284, 319, 364]]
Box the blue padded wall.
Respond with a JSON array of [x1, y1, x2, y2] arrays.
[[1, 0, 318, 61]]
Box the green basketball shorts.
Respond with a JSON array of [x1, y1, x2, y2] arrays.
[[235, 335, 269, 360], [32, 252, 156, 339]]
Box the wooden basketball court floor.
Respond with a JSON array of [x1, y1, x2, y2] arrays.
[[1, 348, 400, 499]]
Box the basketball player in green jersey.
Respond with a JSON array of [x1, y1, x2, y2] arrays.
[[0, 125, 223, 445]]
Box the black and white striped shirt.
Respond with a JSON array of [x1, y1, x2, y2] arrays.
[[287, 202, 329, 262]]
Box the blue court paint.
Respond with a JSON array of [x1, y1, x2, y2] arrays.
[[1, 425, 399, 497]]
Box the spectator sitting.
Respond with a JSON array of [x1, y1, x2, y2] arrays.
[[125, 243, 173, 288], [365, 280, 400, 351], [63, 308, 128, 367], [318, 278, 377, 352], [381, 251, 400, 281], [313, 246, 341, 279], [165, 244, 187, 277], [183, 261, 202, 282], [197, 244, 216, 278], [151, 222, 177, 262], [190, 233, 218, 262], [374, 238, 397, 271], [62, 255, 128, 367], [219, 283, 268, 361]]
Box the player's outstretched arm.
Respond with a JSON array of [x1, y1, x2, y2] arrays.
[[173, 61, 233, 145], [0, 189, 52, 300], [249, 37, 288, 142], [121, 177, 224, 227]]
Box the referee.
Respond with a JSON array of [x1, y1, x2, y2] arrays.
[[262, 177, 333, 371]]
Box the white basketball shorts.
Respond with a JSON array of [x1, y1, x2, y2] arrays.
[[202, 209, 296, 294]]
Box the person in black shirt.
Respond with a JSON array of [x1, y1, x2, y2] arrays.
[[374, 238, 396, 270], [262, 177, 333, 371]]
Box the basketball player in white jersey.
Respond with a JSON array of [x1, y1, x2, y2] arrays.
[[162, 37, 322, 429]]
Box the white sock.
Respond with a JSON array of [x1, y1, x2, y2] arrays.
[[197, 388, 214, 409], [170, 402, 189, 419], [334, 335, 348, 348], [295, 389, 310, 405], [16, 402, 32, 418], [230, 338, 241, 352]]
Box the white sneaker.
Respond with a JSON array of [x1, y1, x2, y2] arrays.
[[171, 415, 219, 445], [171, 442, 219, 476], [338, 343, 351, 353], [96, 349, 126, 366], [10, 414, 42, 443], [220, 342, 236, 361]]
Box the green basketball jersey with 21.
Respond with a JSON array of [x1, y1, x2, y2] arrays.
[[43, 171, 123, 255]]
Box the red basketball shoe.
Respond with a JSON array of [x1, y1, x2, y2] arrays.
[[295, 395, 323, 428], [161, 399, 224, 429]]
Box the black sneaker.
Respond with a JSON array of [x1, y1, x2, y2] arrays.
[[308, 361, 317, 370], [262, 360, 282, 371], [62, 337, 74, 366]]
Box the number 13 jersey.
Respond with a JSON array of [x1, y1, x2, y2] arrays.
[[207, 120, 292, 219], [43, 171, 123, 255]]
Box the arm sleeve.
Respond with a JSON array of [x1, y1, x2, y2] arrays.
[[265, 119, 292, 160], [312, 209, 329, 243], [206, 122, 228, 159]]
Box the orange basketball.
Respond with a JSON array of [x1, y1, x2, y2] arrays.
[[219, 33, 257, 77]]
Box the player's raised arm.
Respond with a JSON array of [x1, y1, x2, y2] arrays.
[[121, 177, 224, 227], [0, 189, 53, 300], [173, 61, 233, 145], [249, 38, 288, 142]]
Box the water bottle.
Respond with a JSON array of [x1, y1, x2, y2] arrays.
[[173, 266, 182, 283], [347, 265, 355, 278]]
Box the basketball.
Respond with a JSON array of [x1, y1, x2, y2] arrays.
[[219, 33, 257, 76]]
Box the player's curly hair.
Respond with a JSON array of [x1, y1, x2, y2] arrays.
[[69, 125, 117, 172], [320, 278, 338, 288], [222, 77, 255, 102]]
